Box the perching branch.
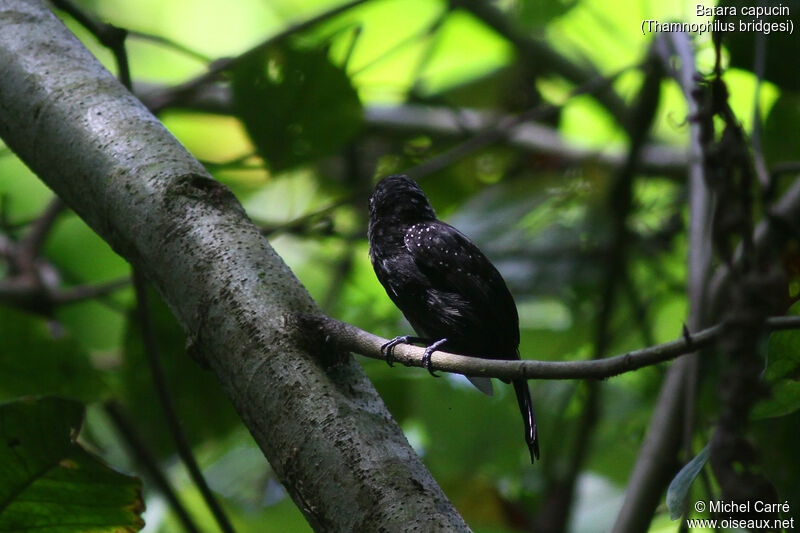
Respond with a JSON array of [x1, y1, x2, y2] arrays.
[[309, 314, 800, 381]]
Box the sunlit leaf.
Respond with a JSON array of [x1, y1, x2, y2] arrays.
[[517, 0, 579, 28]]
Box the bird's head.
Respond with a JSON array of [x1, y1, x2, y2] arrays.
[[369, 175, 437, 224]]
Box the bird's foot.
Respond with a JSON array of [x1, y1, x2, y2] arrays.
[[422, 338, 448, 377], [381, 336, 425, 367]]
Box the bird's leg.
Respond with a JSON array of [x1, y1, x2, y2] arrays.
[[380, 336, 427, 367], [422, 338, 448, 377]]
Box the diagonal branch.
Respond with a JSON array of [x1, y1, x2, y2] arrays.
[[56, 3, 238, 528], [16, 197, 64, 270], [0, 2, 470, 531]]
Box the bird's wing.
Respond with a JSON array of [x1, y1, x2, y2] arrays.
[[403, 220, 520, 354]]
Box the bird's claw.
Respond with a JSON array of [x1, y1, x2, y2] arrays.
[[422, 338, 447, 377], [381, 335, 413, 367]]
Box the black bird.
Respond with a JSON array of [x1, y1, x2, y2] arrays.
[[367, 174, 539, 463]]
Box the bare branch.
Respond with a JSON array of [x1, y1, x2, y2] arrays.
[[127, 30, 212, 64], [16, 197, 64, 270], [50, 0, 131, 89], [309, 314, 800, 381], [50, 277, 130, 304]]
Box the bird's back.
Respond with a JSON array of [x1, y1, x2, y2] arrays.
[[370, 216, 519, 361]]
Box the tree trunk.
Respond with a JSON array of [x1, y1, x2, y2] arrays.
[[0, 1, 470, 531]]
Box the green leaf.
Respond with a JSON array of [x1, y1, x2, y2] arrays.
[[666, 444, 710, 520], [517, 0, 579, 28], [0, 397, 144, 531], [764, 306, 800, 381], [752, 380, 800, 419], [752, 303, 800, 419], [232, 43, 363, 172], [0, 306, 107, 402]]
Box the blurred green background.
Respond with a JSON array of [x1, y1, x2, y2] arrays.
[[1, 0, 798, 531]]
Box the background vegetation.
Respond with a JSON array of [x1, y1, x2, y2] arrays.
[[0, 0, 798, 531]]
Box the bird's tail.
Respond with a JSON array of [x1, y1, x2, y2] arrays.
[[513, 379, 540, 463]]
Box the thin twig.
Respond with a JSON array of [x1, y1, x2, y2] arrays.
[[133, 89, 688, 176], [770, 161, 800, 178], [133, 270, 235, 533], [349, 12, 446, 77], [50, 0, 131, 89], [16, 197, 64, 270], [669, 31, 712, 479], [260, 195, 357, 237], [623, 280, 655, 347], [127, 30, 212, 63], [307, 314, 800, 381], [199, 152, 260, 172], [366, 105, 687, 177], [321, 238, 357, 313], [105, 401, 201, 533], [50, 277, 131, 304]]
